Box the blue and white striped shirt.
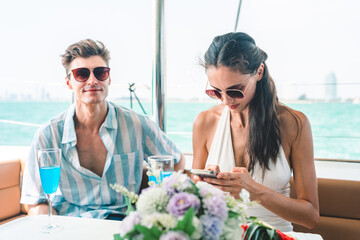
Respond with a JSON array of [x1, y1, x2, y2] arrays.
[[20, 101, 182, 218]]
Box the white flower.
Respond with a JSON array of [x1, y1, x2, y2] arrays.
[[220, 217, 244, 240], [141, 213, 177, 230], [136, 187, 170, 214], [239, 188, 250, 204], [191, 216, 203, 240], [110, 183, 139, 203]]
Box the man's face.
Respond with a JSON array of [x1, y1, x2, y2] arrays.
[[66, 56, 111, 105]]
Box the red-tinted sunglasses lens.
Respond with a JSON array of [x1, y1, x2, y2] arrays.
[[71, 67, 110, 82], [205, 89, 222, 99], [72, 68, 90, 82], [226, 89, 244, 99], [93, 67, 110, 81]]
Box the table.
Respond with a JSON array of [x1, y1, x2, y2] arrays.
[[0, 215, 323, 240], [0, 215, 120, 240]]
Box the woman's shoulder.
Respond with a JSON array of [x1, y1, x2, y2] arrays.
[[278, 103, 310, 138], [193, 104, 225, 129]]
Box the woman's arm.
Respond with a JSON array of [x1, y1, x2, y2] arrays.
[[192, 111, 211, 170]]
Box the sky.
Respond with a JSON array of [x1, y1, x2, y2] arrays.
[[0, 0, 359, 101]]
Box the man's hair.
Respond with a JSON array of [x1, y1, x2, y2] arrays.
[[61, 39, 110, 74]]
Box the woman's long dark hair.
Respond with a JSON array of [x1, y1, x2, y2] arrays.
[[203, 32, 281, 174]]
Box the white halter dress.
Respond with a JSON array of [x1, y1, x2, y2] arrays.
[[205, 106, 293, 232]]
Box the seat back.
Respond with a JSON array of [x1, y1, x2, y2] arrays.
[[291, 178, 360, 240], [0, 159, 22, 221]]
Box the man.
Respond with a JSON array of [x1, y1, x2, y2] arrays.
[[20, 39, 185, 219]]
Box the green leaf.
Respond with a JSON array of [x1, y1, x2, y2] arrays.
[[228, 210, 240, 218], [113, 233, 122, 240], [122, 228, 141, 240], [134, 225, 162, 240], [173, 207, 196, 236], [243, 224, 257, 240], [125, 197, 135, 215], [267, 228, 277, 239]]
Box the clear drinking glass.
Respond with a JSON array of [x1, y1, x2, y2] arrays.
[[38, 148, 62, 233], [148, 155, 174, 184]]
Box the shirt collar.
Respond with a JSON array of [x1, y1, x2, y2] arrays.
[[61, 101, 118, 145], [101, 101, 118, 130]]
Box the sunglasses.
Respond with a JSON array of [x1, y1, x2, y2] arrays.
[[69, 67, 110, 82], [206, 88, 245, 99], [205, 74, 255, 100]]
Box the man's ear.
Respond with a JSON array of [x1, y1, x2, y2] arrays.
[[66, 76, 73, 90], [108, 76, 111, 85]]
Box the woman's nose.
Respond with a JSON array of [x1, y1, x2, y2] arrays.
[[222, 93, 234, 105]]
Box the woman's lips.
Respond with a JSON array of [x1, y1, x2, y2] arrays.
[[228, 104, 239, 109]]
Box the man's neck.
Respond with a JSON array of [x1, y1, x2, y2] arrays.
[[74, 101, 108, 132]]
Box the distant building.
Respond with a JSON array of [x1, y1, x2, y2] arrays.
[[324, 73, 337, 100]]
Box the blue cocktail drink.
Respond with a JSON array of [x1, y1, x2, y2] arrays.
[[39, 166, 61, 194]]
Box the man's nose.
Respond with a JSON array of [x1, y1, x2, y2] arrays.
[[87, 71, 97, 85]]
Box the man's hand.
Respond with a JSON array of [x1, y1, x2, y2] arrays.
[[27, 203, 57, 216], [174, 153, 186, 171]]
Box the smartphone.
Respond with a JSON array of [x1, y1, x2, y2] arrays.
[[190, 169, 218, 178]]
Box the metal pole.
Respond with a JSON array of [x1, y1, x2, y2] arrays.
[[234, 0, 243, 32], [152, 0, 166, 131]]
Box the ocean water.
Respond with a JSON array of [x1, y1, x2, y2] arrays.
[[1, 101, 359, 160]]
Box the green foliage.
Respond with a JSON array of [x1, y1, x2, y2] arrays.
[[125, 197, 135, 216], [134, 225, 163, 240], [243, 220, 280, 240], [113, 233, 122, 240], [172, 207, 196, 236]]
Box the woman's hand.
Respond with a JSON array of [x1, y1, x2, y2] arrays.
[[203, 166, 261, 200], [192, 164, 220, 183]]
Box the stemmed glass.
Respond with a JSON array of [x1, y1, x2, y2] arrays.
[[38, 148, 62, 233]]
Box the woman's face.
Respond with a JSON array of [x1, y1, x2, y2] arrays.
[[206, 66, 261, 113]]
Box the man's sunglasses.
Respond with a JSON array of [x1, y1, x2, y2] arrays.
[[68, 67, 110, 82]]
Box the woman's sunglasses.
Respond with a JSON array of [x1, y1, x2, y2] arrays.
[[205, 81, 246, 99], [206, 88, 245, 99], [205, 74, 255, 100], [69, 67, 110, 82]]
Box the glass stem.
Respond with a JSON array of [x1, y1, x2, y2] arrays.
[[47, 194, 52, 227]]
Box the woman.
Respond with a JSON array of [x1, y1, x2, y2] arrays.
[[192, 32, 319, 232]]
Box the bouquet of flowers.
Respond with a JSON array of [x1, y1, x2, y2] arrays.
[[110, 172, 295, 240]]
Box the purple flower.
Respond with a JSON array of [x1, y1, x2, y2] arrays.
[[162, 172, 193, 196], [200, 215, 223, 240], [160, 231, 190, 240], [197, 181, 224, 199], [166, 192, 200, 217], [203, 195, 228, 220], [119, 211, 141, 236], [162, 174, 179, 195]]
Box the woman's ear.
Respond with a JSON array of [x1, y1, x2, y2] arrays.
[[256, 63, 264, 81]]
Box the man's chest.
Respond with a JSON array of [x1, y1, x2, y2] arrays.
[[75, 131, 108, 177]]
